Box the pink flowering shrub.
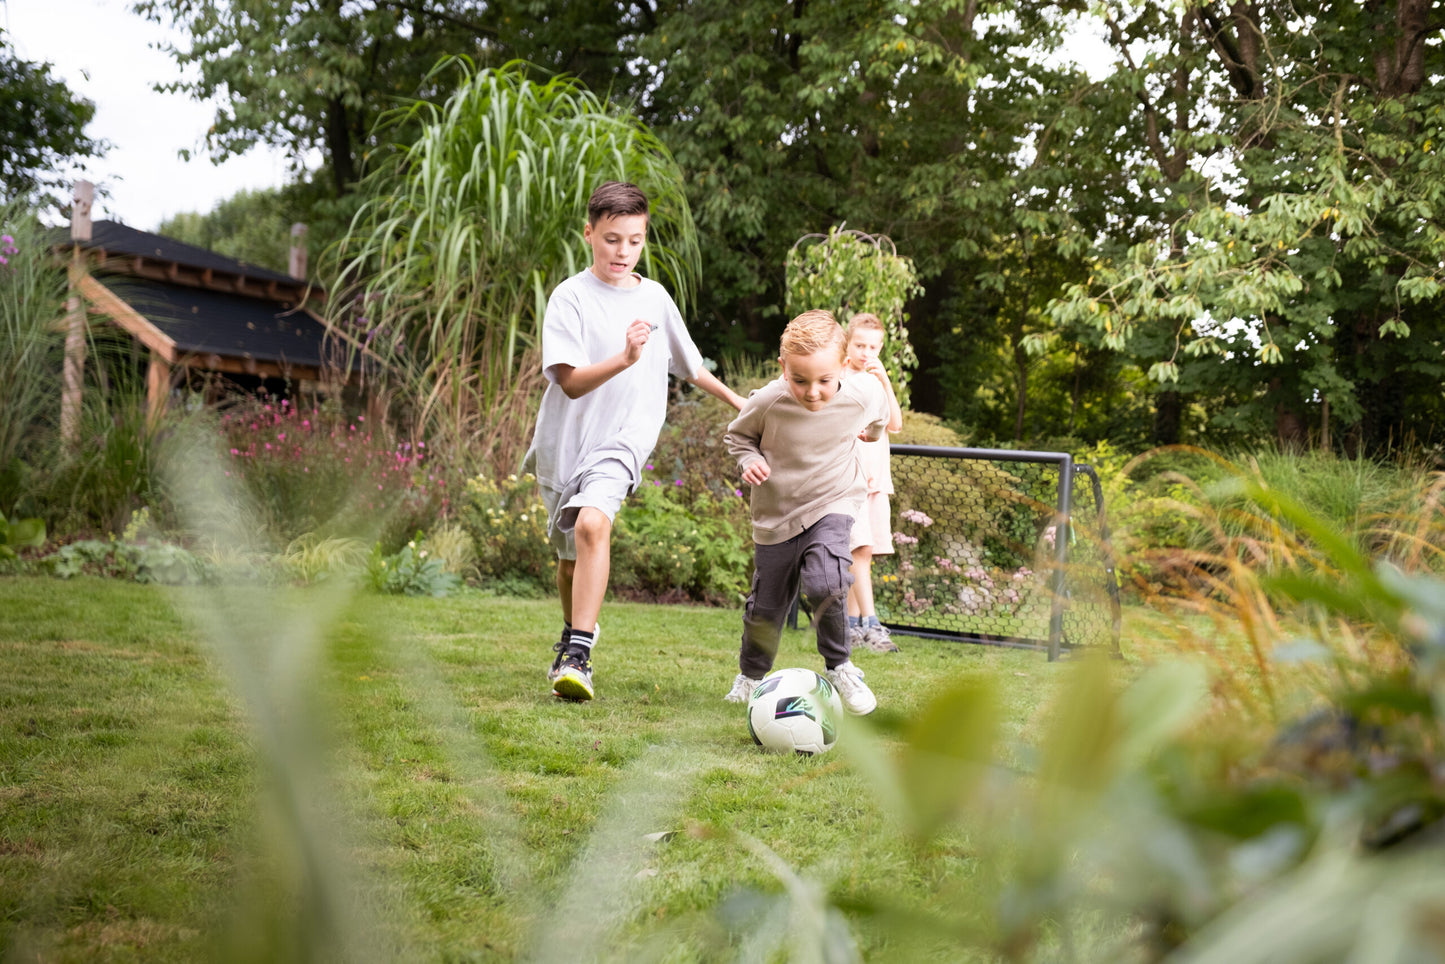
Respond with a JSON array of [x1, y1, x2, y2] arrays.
[[218, 393, 447, 549], [884, 508, 1046, 618]]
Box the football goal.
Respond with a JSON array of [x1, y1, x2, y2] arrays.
[[870, 445, 1120, 660]]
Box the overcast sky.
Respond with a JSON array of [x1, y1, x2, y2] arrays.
[[3, 0, 301, 230]]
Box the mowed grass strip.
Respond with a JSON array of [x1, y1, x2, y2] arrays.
[[1, 575, 1085, 961]]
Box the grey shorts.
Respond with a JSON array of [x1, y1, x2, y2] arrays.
[[540, 459, 634, 561]]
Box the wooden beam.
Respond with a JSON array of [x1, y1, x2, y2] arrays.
[[83, 251, 319, 306], [172, 352, 331, 383], [78, 274, 178, 361]]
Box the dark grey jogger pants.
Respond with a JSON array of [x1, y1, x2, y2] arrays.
[[737, 513, 856, 678]]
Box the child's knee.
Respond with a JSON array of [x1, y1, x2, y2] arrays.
[[573, 507, 612, 547]]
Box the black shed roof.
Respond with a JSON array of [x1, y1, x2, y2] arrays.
[[79, 219, 301, 286], [98, 275, 334, 369]]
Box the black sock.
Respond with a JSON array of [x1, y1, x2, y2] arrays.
[[570, 629, 595, 651]]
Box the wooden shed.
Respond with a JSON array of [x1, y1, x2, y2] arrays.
[[58, 181, 347, 437]]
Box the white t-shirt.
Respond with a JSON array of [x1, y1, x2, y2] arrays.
[[523, 268, 705, 491]]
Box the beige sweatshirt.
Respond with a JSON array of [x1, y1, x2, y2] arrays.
[[725, 375, 889, 546]]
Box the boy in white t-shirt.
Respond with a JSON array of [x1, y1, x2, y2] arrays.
[[722, 309, 890, 716], [523, 181, 744, 701]]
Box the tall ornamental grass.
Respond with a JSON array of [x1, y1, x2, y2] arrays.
[[325, 58, 701, 475], [0, 202, 65, 517]]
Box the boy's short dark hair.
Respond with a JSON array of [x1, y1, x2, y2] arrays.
[[588, 181, 650, 224]]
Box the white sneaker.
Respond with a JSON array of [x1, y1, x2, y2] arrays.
[[826, 660, 877, 715], [862, 623, 899, 653], [724, 673, 760, 703]]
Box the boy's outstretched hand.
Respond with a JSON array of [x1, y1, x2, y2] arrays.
[[741, 459, 771, 486]]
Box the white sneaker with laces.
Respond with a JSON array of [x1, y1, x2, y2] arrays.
[[724, 673, 760, 703], [826, 660, 877, 715]]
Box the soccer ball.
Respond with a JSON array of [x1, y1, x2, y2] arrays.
[[746, 667, 843, 755]]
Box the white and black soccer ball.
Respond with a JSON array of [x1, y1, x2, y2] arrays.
[[746, 667, 843, 755]]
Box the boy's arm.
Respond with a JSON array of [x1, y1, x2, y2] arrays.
[[725, 401, 771, 484], [856, 376, 890, 443], [552, 319, 654, 399], [863, 360, 904, 433], [688, 368, 746, 411]]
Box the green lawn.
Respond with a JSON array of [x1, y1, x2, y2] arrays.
[[0, 575, 1119, 962]]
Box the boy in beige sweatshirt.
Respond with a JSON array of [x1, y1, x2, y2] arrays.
[[722, 309, 890, 715]]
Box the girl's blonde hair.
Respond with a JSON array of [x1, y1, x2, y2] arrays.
[[780, 309, 847, 360], [846, 312, 885, 341]]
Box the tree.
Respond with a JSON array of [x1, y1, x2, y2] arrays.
[[634, 0, 1147, 443], [325, 59, 699, 471], [132, 0, 497, 197], [1045, 0, 1445, 452], [0, 29, 106, 213], [158, 187, 302, 274], [132, 1, 640, 203]]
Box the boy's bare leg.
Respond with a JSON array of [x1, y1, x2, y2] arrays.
[[556, 559, 576, 626], [568, 507, 611, 634], [849, 547, 875, 619]]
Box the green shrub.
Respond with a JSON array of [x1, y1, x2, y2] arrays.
[[281, 533, 371, 584], [455, 472, 555, 594], [45, 536, 210, 585], [366, 535, 462, 597], [611, 475, 752, 604], [0, 204, 66, 520], [895, 410, 967, 447]]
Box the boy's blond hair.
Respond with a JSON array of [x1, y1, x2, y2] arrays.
[[780, 309, 847, 360], [846, 312, 886, 341]]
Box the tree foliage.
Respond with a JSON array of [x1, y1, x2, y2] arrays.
[[131, 0, 497, 197], [1046, 0, 1445, 452], [145, 0, 1445, 452], [0, 29, 106, 214], [157, 187, 302, 274]]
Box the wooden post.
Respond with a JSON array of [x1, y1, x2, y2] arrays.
[[289, 223, 308, 280], [61, 180, 94, 446], [146, 353, 171, 426]]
